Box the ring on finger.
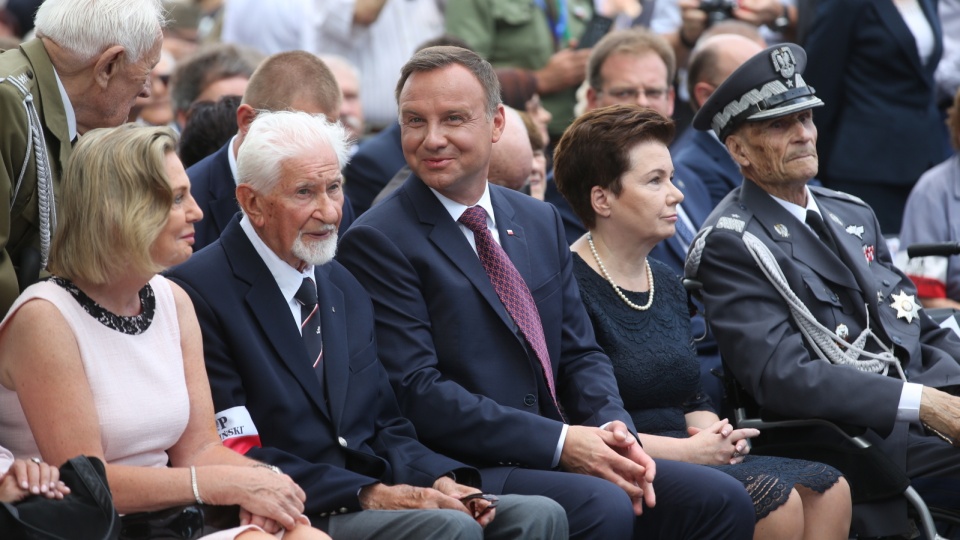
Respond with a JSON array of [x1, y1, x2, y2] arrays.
[[732, 450, 742, 458], [30, 457, 42, 464]]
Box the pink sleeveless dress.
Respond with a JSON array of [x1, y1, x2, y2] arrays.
[[0, 276, 284, 538]]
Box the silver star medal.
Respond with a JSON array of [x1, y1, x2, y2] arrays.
[[774, 224, 789, 238], [845, 225, 864, 239], [889, 290, 918, 323]]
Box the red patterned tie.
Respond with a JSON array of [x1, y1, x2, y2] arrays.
[[459, 206, 560, 412]]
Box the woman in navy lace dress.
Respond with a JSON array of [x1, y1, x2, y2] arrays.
[[554, 105, 852, 540]]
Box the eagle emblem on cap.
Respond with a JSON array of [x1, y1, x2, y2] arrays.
[[770, 46, 797, 79]]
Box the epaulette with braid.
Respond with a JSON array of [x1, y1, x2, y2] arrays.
[[0, 71, 57, 267]]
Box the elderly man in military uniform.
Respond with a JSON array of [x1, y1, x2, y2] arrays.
[[685, 43, 960, 537], [0, 0, 164, 315]]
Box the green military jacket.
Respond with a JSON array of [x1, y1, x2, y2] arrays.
[[0, 39, 71, 315], [446, 0, 594, 138]]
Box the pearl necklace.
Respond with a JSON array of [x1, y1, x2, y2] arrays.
[[587, 233, 654, 311]]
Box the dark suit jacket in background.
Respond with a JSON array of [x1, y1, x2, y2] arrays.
[[167, 218, 474, 521], [188, 142, 355, 252], [804, 0, 948, 188], [649, 161, 724, 410], [543, 173, 587, 246], [343, 122, 405, 216], [671, 128, 742, 209], [337, 176, 634, 489]]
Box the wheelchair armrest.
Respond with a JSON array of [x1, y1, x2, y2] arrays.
[[925, 307, 960, 325], [736, 412, 871, 449]]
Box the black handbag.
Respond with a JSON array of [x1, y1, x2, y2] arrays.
[[119, 503, 240, 539], [0, 455, 120, 540]]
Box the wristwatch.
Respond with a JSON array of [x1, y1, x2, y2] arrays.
[[773, 5, 790, 32]]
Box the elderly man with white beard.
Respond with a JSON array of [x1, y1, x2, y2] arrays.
[[166, 110, 567, 540]]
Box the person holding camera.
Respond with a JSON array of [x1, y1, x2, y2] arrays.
[[655, 0, 799, 68]]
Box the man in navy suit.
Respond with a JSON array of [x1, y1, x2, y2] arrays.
[[188, 51, 356, 252], [338, 45, 755, 540], [168, 110, 567, 539]]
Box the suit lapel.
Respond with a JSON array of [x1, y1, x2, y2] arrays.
[[873, 0, 936, 82], [697, 129, 732, 165], [492, 189, 532, 282], [405, 176, 516, 331], [742, 181, 859, 291], [220, 219, 330, 418], [209, 145, 242, 233], [315, 264, 347, 427], [211, 197, 241, 236], [814, 194, 885, 309]]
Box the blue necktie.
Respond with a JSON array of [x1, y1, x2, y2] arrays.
[[674, 205, 696, 248]]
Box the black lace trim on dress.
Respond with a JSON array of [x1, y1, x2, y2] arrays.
[[50, 276, 155, 335]]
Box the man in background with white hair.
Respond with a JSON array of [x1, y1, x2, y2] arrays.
[[0, 0, 164, 314], [319, 54, 365, 149]]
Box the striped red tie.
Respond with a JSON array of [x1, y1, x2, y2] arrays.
[[294, 278, 324, 383]]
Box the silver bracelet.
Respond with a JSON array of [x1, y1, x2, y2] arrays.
[[190, 466, 205, 505], [253, 463, 283, 475]]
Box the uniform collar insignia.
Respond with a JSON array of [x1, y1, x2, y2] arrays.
[[829, 213, 844, 226], [774, 224, 789, 238]]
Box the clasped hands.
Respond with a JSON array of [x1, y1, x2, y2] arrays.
[[0, 458, 71, 503], [686, 418, 760, 465], [560, 421, 656, 515], [359, 475, 497, 527]]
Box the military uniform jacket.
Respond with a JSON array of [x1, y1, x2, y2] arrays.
[[0, 39, 71, 315], [687, 179, 960, 469]]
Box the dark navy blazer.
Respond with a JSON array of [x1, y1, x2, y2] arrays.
[[804, 0, 948, 187], [343, 122, 406, 216], [167, 218, 475, 519], [671, 128, 742, 209], [337, 176, 634, 488]]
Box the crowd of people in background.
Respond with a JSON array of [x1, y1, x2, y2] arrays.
[[0, 0, 959, 538]]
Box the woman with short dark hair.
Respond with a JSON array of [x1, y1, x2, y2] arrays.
[[555, 104, 852, 540]]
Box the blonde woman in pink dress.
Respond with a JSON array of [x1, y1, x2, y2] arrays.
[[0, 124, 330, 540]]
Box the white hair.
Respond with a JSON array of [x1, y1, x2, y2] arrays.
[[34, 0, 165, 63], [237, 110, 350, 194]]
